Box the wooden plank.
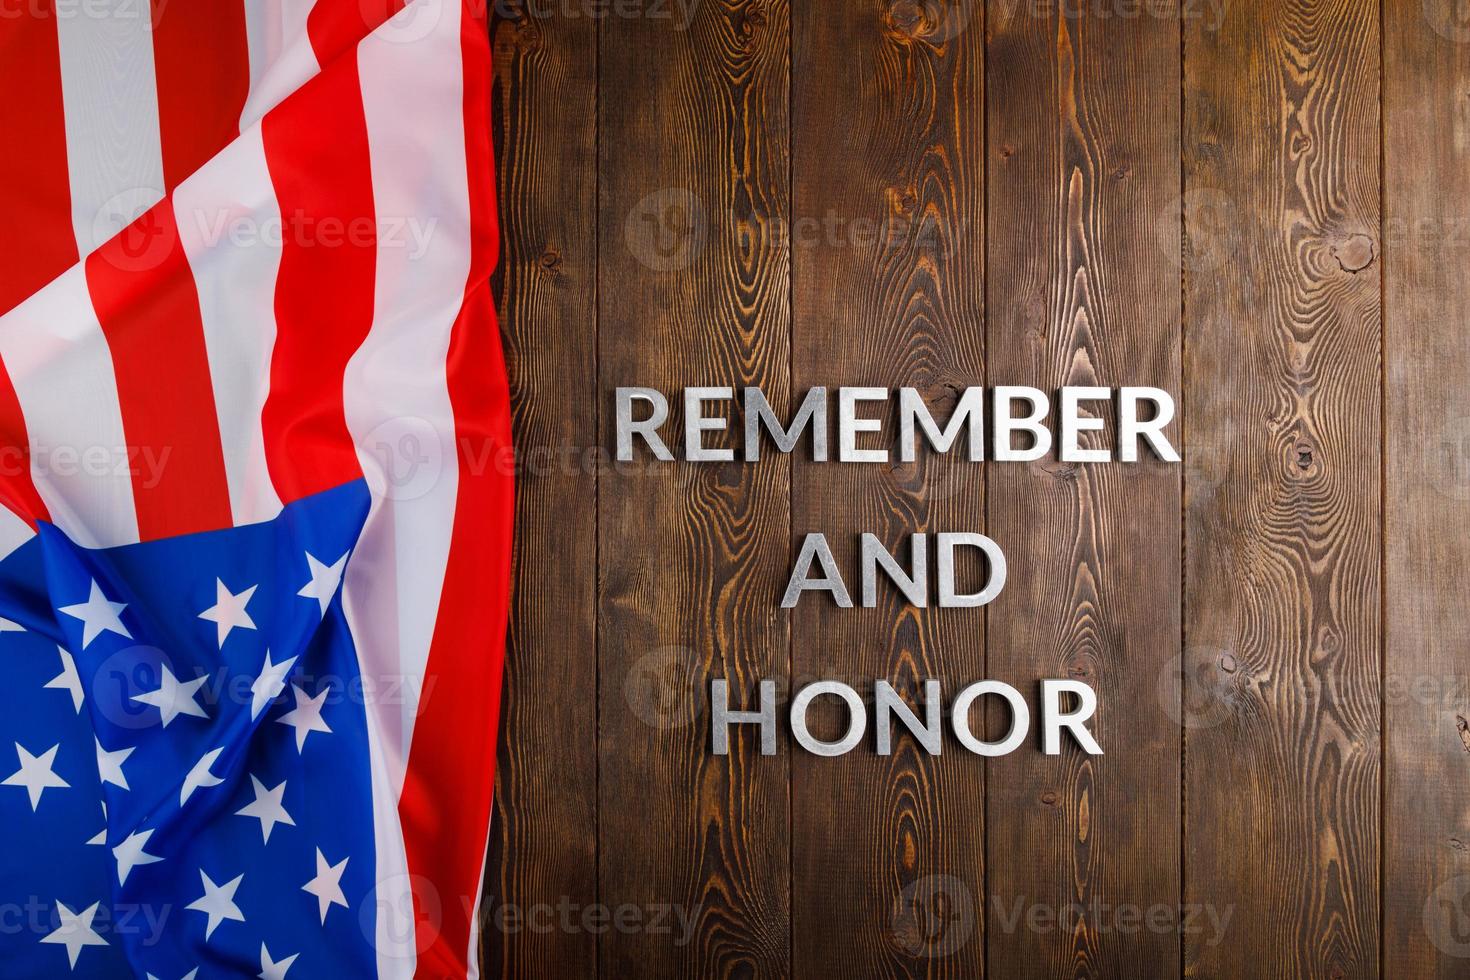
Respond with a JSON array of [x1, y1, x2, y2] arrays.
[[984, 3, 1182, 977], [1182, 2, 1381, 977], [1384, 3, 1470, 975], [789, 4, 985, 977], [596, 1, 792, 976], [483, 5, 599, 978]]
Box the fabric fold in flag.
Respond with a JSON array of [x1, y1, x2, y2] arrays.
[[0, 0, 511, 977]]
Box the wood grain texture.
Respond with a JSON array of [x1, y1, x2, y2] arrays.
[[1182, 2, 1381, 978], [789, 1, 986, 976], [481, 1, 1418, 976], [984, 3, 1182, 977], [596, 0, 792, 976], [484, 5, 599, 978], [1383, 2, 1470, 975]]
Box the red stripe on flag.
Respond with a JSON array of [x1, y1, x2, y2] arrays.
[[306, 0, 407, 66], [0, 1, 78, 315], [399, 6, 511, 975], [150, 0, 252, 189], [258, 54, 376, 505], [85, 202, 233, 539], [0, 363, 50, 529]]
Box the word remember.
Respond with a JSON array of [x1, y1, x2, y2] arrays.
[[615, 385, 1179, 463]]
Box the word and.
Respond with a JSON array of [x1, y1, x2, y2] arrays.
[[781, 531, 1005, 608]]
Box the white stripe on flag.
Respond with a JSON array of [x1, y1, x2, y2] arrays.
[[54, 0, 166, 255], [0, 265, 138, 548], [240, 0, 321, 128], [341, 0, 468, 972], [173, 124, 285, 527], [0, 507, 35, 563], [347, 0, 468, 777]]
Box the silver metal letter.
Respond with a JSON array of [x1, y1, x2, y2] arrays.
[[616, 387, 673, 461], [1059, 386, 1111, 463], [781, 533, 852, 608], [875, 679, 942, 755], [744, 386, 828, 461], [936, 532, 1007, 607], [897, 386, 984, 462], [860, 532, 927, 608], [951, 680, 1029, 756], [838, 387, 888, 463], [791, 681, 866, 756], [684, 387, 734, 462], [991, 386, 1051, 462], [711, 679, 777, 756], [1119, 386, 1180, 463], [1041, 679, 1103, 755]]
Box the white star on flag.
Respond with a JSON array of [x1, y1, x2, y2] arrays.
[[131, 663, 209, 728], [113, 828, 164, 884], [147, 970, 199, 980], [2, 742, 68, 810], [57, 579, 131, 649], [249, 650, 298, 719], [235, 775, 295, 843], [44, 646, 84, 713], [296, 551, 347, 617], [302, 848, 349, 924], [95, 739, 133, 791], [258, 943, 299, 980], [87, 801, 107, 846], [40, 900, 108, 969], [180, 748, 225, 806], [275, 683, 332, 752], [0, 616, 23, 632], [198, 579, 258, 647], [185, 869, 245, 939]]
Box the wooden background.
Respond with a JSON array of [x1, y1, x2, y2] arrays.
[[482, 0, 1470, 976]]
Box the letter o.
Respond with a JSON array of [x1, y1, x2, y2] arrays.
[[951, 681, 1029, 756], [791, 682, 867, 756]]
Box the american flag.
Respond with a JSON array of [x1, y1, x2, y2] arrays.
[[0, 0, 511, 977]]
